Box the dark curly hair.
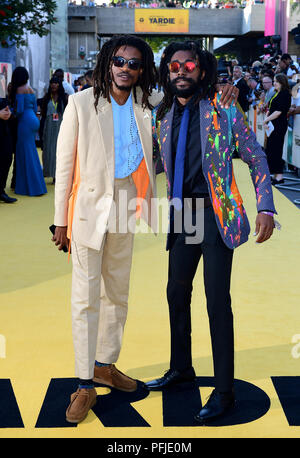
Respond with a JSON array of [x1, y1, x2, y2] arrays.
[[157, 40, 218, 120], [92, 35, 158, 112], [41, 76, 67, 118], [274, 73, 290, 92], [9, 66, 29, 107]]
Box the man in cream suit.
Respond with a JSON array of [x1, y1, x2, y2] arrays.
[[52, 35, 162, 423]]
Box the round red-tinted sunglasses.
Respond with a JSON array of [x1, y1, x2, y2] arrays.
[[168, 60, 198, 74]]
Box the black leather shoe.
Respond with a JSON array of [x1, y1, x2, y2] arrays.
[[0, 192, 17, 203], [195, 389, 235, 423], [145, 368, 196, 391]]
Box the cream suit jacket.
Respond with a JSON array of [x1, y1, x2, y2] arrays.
[[54, 86, 163, 250]]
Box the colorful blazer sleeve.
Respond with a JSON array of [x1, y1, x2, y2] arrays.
[[228, 101, 277, 215]]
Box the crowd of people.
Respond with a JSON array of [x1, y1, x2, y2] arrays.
[[1, 48, 299, 203], [219, 53, 300, 185], [68, 0, 261, 9], [0, 66, 97, 203]]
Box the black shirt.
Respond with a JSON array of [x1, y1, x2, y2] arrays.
[[172, 96, 209, 198], [268, 89, 291, 133]]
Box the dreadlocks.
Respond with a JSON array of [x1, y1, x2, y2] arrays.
[[93, 35, 158, 112], [157, 40, 218, 121]]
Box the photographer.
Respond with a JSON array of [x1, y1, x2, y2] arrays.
[[279, 53, 299, 78], [232, 65, 250, 113], [258, 76, 276, 115], [247, 77, 261, 108]]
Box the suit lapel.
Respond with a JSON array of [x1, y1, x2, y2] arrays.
[[160, 103, 175, 187], [199, 98, 213, 160], [96, 97, 114, 186], [132, 97, 154, 187]]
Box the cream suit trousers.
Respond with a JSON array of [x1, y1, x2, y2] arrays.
[[71, 176, 137, 380]]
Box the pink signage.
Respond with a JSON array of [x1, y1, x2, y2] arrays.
[[264, 0, 276, 36]]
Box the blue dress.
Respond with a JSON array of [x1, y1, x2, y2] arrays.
[[14, 93, 47, 196]]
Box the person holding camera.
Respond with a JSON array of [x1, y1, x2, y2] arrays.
[[247, 77, 261, 109], [278, 54, 299, 78]]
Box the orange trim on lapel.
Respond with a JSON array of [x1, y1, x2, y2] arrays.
[[67, 154, 80, 261], [131, 157, 150, 218], [212, 94, 220, 131]]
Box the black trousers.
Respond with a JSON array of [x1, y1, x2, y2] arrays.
[[167, 204, 234, 392], [0, 125, 13, 195]]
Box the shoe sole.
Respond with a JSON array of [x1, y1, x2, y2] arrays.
[[66, 398, 97, 424], [92, 377, 137, 392]]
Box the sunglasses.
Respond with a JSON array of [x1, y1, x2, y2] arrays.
[[168, 60, 198, 74], [112, 56, 142, 71]]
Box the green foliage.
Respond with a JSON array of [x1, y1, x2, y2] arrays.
[[291, 0, 300, 12], [144, 35, 203, 55], [0, 0, 57, 48]]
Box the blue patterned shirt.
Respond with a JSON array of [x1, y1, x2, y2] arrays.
[[111, 93, 143, 178]]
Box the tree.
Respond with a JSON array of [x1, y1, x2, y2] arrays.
[[0, 0, 57, 48], [291, 0, 300, 13]]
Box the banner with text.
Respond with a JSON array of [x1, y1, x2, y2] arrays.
[[135, 9, 189, 34]]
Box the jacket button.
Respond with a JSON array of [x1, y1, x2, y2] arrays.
[[88, 188, 94, 192]]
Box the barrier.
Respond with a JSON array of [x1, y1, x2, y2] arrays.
[[248, 106, 300, 171], [247, 106, 300, 202]]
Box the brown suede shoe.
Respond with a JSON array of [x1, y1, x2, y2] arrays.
[[66, 388, 97, 423], [93, 364, 137, 392]]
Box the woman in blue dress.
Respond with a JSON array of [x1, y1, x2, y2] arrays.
[[9, 67, 47, 196]]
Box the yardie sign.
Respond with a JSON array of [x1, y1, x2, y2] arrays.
[[135, 9, 189, 34], [1, 376, 300, 428]]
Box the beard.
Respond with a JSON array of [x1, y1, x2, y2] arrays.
[[169, 76, 202, 99], [114, 81, 132, 92], [111, 72, 134, 92]]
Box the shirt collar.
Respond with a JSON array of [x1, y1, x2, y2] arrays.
[[174, 91, 201, 112]]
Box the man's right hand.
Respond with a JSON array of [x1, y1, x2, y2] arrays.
[[217, 83, 239, 109], [52, 226, 69, 251], [0, 106, 11, 121]]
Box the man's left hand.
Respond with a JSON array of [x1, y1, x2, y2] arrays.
[[255, 213, 275, 243], [217, 83, 239, 109]]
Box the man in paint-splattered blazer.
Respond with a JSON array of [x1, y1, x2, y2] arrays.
[[147, 41, 276, 424], [153, 90, 277, 251]]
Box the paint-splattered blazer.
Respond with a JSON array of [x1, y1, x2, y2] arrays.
[[152, 94, 277, 250]]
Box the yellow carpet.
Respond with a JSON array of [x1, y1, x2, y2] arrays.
[[0, 158, 300, 438]]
